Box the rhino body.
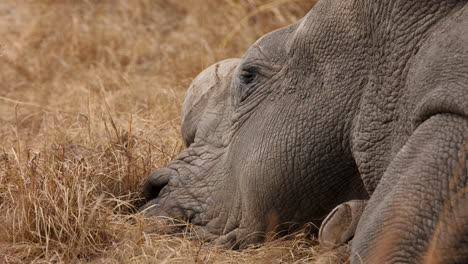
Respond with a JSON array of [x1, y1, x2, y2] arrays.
[[143, 0, 468, 262]]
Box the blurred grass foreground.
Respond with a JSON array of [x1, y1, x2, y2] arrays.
[[0, 0, 341, 263]]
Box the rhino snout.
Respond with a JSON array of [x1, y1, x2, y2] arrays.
[[142, 166, 191, 221], [141, 59, 243, 242]]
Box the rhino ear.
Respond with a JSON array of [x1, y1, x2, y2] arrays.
[[181, 59, 240, 146]]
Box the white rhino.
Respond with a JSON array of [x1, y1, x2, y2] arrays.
[[143, 0, 468, 262]]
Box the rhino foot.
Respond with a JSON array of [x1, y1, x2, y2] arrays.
[[318, 200, 367, 249]]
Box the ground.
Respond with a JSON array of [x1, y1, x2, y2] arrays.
[[0, 0, 345, 263]]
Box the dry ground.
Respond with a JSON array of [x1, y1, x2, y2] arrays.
[[0, 0, 345, 263]]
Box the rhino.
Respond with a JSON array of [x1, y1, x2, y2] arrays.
[[142, 0, 468, 262]]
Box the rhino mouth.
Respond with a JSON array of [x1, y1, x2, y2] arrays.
[[143, 150, 225, 218], [141, 148, 245, 247]]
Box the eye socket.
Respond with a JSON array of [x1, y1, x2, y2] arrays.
[[240, 69, 257, 85], [237, 66, 261, 103]]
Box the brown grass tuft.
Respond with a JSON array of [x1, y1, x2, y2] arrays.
[[0, 0, 343, 262]]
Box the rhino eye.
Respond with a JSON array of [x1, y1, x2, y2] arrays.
[[240, 69, 257, 85], [237, 67, 260, 103]]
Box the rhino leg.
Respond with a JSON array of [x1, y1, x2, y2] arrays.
[[319, 200, 367, 249], [352, 114, 468, 263]]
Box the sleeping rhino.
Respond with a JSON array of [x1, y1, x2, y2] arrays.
[[142, 0, 468, 262]]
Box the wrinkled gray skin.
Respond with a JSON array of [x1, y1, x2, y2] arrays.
[[143, 0, 468, 262]]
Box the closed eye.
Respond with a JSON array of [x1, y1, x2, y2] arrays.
[[240, 69, 257, 85]]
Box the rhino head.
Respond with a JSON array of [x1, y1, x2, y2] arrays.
[[142, 4, 369, 248]]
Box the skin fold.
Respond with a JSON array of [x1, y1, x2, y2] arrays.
[[142, 0, 468, 262]]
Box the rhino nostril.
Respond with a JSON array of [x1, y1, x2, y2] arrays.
[[143, 167, 174, 200]]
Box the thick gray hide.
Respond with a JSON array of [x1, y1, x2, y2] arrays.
[[143, 0, 468, 262]]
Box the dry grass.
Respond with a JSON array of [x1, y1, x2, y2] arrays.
[[0, 0, 344, 263]]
